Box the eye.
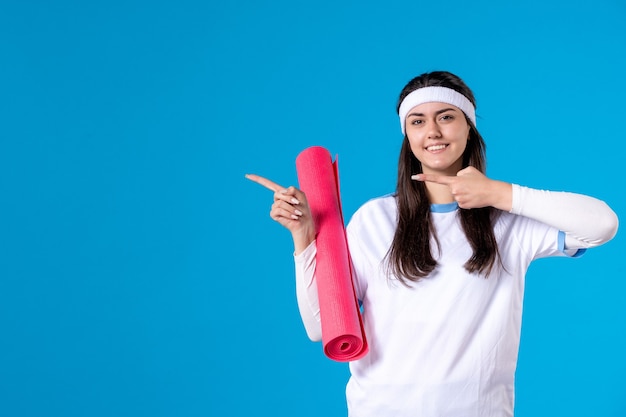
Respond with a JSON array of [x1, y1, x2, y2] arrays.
[[440, 114, 454, 121], [410, 119, 424, 126]]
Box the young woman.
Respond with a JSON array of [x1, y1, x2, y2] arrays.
[[246, 71, 618, 417]]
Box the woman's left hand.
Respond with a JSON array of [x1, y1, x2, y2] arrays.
[[413, 167, 512, 211]]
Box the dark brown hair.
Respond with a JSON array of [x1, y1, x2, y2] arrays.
[[387, 71, 501, 284]]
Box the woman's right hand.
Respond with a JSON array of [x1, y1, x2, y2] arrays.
[[245, 174, 316, 255]]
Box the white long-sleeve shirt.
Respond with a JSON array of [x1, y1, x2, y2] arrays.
[[294, 186, 618, 417]]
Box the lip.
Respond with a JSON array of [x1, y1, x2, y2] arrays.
[[425, 143, 449, 153]]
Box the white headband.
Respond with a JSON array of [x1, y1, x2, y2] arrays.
[[398, 86, 476, 134]]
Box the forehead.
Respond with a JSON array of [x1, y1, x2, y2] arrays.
[[406, 101, 463, 115]]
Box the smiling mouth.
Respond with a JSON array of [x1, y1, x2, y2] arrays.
[[426, 144, 448, 151]]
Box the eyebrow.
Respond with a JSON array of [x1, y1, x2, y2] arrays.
[[406, 107, 459, 118]]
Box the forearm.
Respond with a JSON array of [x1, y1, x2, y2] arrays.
[[510, 184, 619, 248], [292, 226, 316, 256], [488, 179, 513, 212], [294, 240, 322, 341]]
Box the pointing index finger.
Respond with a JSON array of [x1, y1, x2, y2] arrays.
[[245, 174, 286, 193], [411, 173, 456, 185]]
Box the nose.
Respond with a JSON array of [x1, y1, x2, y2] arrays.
[[426, 120, 442, 139]]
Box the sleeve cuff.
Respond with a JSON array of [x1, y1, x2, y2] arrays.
[[294, 239, 316, 263], [558, 230, 586, 258], [509, 183, 522, 215]]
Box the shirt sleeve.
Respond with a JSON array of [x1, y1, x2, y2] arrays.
[[502, 214, 570, 261], [294, 240, 322, 342], [510, 184, 618, 250]]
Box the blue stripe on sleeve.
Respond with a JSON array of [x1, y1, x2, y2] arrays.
[[558, 230, 586, 258]]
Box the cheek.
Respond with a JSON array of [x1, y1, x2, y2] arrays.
[[407, 141, 423, 159], [407, 144, 425, 164], [406, 133, 423, 151]]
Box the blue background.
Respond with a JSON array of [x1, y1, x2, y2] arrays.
[[1, 0, 624, 416]]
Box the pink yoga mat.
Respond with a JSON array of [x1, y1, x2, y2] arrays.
[[295, 146, 368, 362]]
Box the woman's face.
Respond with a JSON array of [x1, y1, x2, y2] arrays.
[[404, 101, 471, 176]]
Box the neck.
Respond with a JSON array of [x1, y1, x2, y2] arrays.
[[425, 182, 455, 204], [422, 163, 462, 204]]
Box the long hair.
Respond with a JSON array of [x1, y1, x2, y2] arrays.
[[387, 71, 501, 284]]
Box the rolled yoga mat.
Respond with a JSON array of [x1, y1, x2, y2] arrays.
[[295, 146, 368, 362]]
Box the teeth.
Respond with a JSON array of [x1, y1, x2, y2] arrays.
[[427, 144, 447, 151]]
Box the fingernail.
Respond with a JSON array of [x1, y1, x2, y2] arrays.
[[291, 214, 299, 220], [295, 209, 303, 216], [411, 175, 421, 180], [280, 189, 288, 194], [291, 198, 300, 205]]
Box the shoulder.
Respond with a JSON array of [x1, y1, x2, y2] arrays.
[[493, 210, 535, 238], [493, 209, 564, 259], [348, 194, 397, 226], [346, 194, 398, 266], [346, 194, 398, 245]]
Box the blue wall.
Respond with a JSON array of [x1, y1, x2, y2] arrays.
[[1, 1, 624, 416]]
